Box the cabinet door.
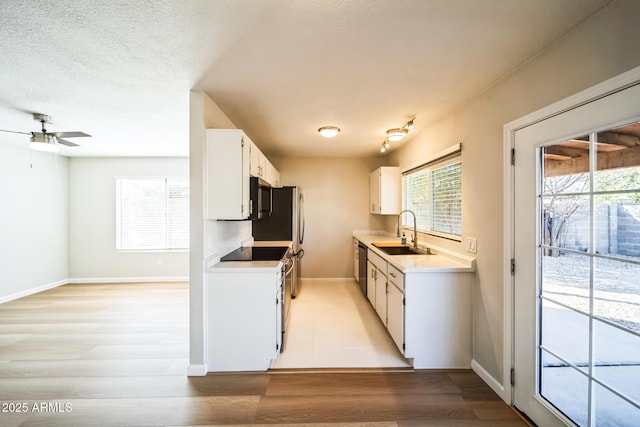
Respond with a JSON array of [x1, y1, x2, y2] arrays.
[[369, 167, 401, 215], [369, 170, 380, 214], [387, 282, 404, 353], [379, 167, 401, 214], [265, 160, 280, 187], [276, 282, 283, 353], [250, 142, 266, 178], [374, 270, 387, 324], [367, 261, 376, 307], [205, 130, 250, 220]]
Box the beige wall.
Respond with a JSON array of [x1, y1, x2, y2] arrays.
[[389, 0, 640, 386], [272, 156, 387, 278], [69, 157, 189, 280]]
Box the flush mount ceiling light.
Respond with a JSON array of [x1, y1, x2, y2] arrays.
[[380, 141, 390, 153], [318, 126, 340, 138]]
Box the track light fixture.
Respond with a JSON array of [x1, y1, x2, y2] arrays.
[[386, 128, 408, 142], [379, 116, 415, 153]]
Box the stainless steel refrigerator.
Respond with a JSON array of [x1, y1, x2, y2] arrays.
[[252, 186, 305, 298]]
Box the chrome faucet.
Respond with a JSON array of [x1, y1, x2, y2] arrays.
[[397, 209, 418, 250]]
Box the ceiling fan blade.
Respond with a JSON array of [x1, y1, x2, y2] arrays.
[[0, 128, 31, 135], [57, 138, 80, 147], [52, 131, 91, 138]]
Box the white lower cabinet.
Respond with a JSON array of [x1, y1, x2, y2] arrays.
[[361, 239, 473, 368], [404, 271, 472, 368], [386, 281, 404, 352], [368, 251, 389, 327], [206, 268, 281, 372], [387, 263, 405, 352], [374, 268, 387, 323], [366, 261, 376, 307]]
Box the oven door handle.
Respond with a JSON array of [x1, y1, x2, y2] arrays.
[[283, 259, 295, 276]]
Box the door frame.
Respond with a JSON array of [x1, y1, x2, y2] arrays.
[[502, 65, 640, 406]]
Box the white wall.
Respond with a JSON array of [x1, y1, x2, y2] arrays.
[[0, 143, 68, 302], [189, 90, 244, 374], [68, 157, 189, 281], [272, 156, 387, 278], [389, 0, 640, 393]]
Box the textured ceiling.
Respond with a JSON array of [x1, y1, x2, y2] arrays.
[[0, 0, 612, 158]]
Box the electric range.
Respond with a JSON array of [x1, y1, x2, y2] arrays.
[[220, 246, 289, 262]]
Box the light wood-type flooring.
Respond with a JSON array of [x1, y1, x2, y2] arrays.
[[0, 281, 528, 426]]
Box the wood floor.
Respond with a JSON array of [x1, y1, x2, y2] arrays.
[[0, 282, 529, 426]]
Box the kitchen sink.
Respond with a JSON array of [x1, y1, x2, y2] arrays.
[[372, 243, 431, 256]]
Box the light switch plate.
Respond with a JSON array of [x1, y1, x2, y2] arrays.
[[466, 237, 477, 254]]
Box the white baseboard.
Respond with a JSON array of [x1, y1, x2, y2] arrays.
[[0, 279, 68, 304], [471, 359, 508, 402], [67, 276, 189, 284], [187, 364, 207, 376]]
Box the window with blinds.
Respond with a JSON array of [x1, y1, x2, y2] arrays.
[[115, 177, 189, 250], [402, 156, 462, 238]]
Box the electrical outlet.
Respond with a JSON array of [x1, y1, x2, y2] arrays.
[[466, 237, 477, 254]]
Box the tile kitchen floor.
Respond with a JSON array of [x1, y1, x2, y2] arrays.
[[270, 278, 412, 370]]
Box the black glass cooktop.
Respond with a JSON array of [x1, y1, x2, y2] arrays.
[[221, 246, 288, 262]]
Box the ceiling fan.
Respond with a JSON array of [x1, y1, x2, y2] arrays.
[[0, 113, 91, 152]]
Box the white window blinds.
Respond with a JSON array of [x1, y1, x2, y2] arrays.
[[116, 177, 189, 250], [402, 156, 462, 237]]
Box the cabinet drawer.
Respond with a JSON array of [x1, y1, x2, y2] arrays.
[[388, 264, 404, 292], [368, 251, 387, 276]]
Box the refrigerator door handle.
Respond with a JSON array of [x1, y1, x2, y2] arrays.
[[293, 248, 304, 260], [298, 193, 305, 244]]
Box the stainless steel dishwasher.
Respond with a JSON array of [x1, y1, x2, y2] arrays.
[[357, 242, 367, 297]]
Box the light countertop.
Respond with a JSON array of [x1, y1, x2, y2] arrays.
[[353, 232, 475, 273], [205, 240, 293, 273]]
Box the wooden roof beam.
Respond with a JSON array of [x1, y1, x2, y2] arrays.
[[596, 131, 640, 148], [544, 144, 640, 177], [544, 145, 587, 158]]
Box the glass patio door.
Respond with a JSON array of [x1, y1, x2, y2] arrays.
[[513, 82, 640, 426]]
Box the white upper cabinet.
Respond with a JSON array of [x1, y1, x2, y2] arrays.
[[369, 166, 401, 215], [205, 129, 280, 219], [205, 129, 251, 220], [265, 160, 280, 187], [250, 141, 280, 187], [249, 142, 267, 179]]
